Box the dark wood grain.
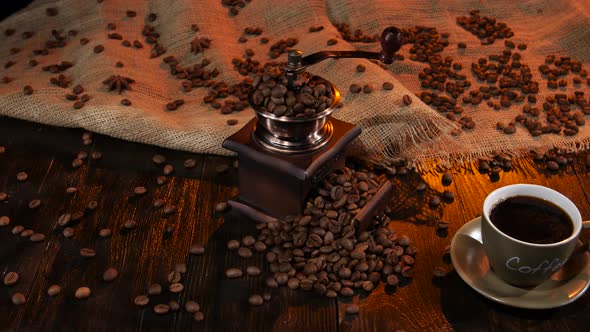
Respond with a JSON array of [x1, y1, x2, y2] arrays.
[[1, 116, 590, 332]]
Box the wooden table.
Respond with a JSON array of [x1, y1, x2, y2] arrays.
[[1, 116, 589, 332]]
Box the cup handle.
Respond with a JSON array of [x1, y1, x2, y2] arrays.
[[572, 222, 590, 256], [584, 220, 590, 230]]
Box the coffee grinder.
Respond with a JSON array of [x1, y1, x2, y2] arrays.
[[223, 26, 404, 231]]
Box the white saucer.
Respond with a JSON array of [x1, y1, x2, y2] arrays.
[[450, 217, 590, 309]]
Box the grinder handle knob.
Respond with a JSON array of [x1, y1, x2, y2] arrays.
[[380, 26, 404, 64]]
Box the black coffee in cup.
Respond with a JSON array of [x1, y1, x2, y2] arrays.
[[490, 195, 573, 244]]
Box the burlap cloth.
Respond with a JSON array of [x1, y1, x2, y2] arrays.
[[1, 0, 589, 167]]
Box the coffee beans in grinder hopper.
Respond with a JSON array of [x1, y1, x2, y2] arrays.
[[250, 65, 335, 118]]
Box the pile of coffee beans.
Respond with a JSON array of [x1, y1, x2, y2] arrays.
[[222, 165, 417, 303], [250, 66, 335, 117], [456, 10, 514, 45], [539, 56, 589, 88], [334, 23, 380, 43]]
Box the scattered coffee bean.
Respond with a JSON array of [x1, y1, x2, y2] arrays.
[[16, 172, 28, 181], [121, 98, 132, 106], [227, 240, 240, 251], [93, 45, 104, 53], [184, 158, 197, 169], [248, 294, 264, 306], [3, 272, 19, 286], [80, 248, 96, 258], [194, 311, 205, 321], [169, 283, 184, 293], [442, 190, 455, 203], [134, 295, 149, 306], [349, 84, 362, 94], [327, 38, 338, 46], [215, 202, 228, 212], [47, 284, 61, 297], [103, 267, 119, 282], [226, 119, 238, 126], [0, 216, 10, 227], [547, 160, 559, 171], [190, 243, 205, 255], [148, 283, 162, 296], [363, 84, 374, 94], [168, 271, 182, 283], [62, 227, 75, 238], [134, 186, 147, 196], [91, 151, 102, 160], [152, 154, 166, 165], [23, 85, 34, 95], [30, 233, 46, 242], [242, 235, 256, 247], [169, 300, 180, 312], [20, 229, 34, 238], [124, 219, 137, 229], [163, 164, 174, 175], [246, 266, 261, 276], [441, 172, 453, 185], [356, 64, 366, 73], [226, 268, 243, 278], [429, 195, 441, 207], [185, 301, 200, 313], [99, 228, 112, 238], [402, 94, 412, 105], [11, 292, 26, 305], [153, 304, 170, 315], [436, 220, 449, 230], [0, 192, 7, 201], [237, 247, 253, 259], [87, 200, 98, 211], [382, 82, 394, 90], [12, 225, 24, 235], [75, 287, 91, 299], [457, 42, 466, 49], [29, 199, 41, 209]]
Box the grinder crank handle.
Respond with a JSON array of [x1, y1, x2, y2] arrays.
[[285, 26, 404, 73]]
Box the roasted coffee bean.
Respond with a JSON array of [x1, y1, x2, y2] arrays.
[[246, 266, 261, 276], [226, 268, 243, 278], [152, 154, 166, 165], [429, 195, 441, 207], [248, 294, 264, 306], [102, 267, 118, 282], [382, 82, 394, 90], [124, 219, 137, 229], [75, 287, 91, 299], [402, 94, 412, 105], [363, 84, 373, 94], [194, 311, 205, 321], [253, 241, 267, 252], [93, 45, 104, 53], [184, 158, 197, 169], [87, 200, 98, 211], [457, 42, 466, 49], [11, 292, 26, 305], [227, 240, 240, 250], [62, 227, 75, 238], [287, 278, 300, 289], [327, 38, 338, 46], [28, 199, 41, 209], [0, 215, 10, 227], [12, 225, 24, 235], [91, 151, 102, 160], [30, 233, 46, 242], [80, 248, 96, 258], [20, 229, 34, 238], [72, 211, 85, 221], [215, 202, 229, 212], [163, 205, 176, 215], [163, 164, 174, 175], [23, 85, 34, 95], [185, 300, 200, 313], [3, 272, 19, 286], [242, 235, 256, 247], [0, 192, 7, 201], [168, 271, 182, 283], [349, 84, 362, 94], [238, 247, 253, 258], [99, 228, 112, 238], [356, 64, 366, 73], [148, 283, 162, 295], [442, 190, 454, 203], [340, 287, 354, 297], [66, 187, 78, 194], [47, 284, 61, 297], [436, 220, 449, 230], [134, 186, 147, 196], [169, 283, 184, 293], [441, 172, 453, 185], [134, 295, 150, 307], [154, 304, 170, 315], [16, 172, 28, 181], [345, 304, 360, 315], [190, 243, 205, 255]]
